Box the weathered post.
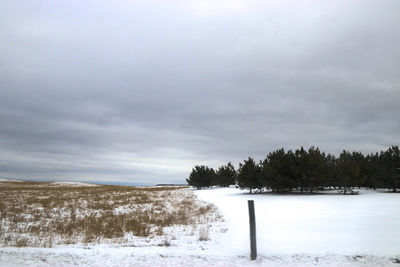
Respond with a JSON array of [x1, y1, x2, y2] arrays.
[[248, 200, 257, 260]]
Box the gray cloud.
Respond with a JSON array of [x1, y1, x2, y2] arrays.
[[1, 0, 399, 184]]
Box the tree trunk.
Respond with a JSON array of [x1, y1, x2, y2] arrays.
[[250, 188, 252, 194]]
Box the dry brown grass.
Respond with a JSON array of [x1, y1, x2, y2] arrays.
[[0, 181, 218, 247]]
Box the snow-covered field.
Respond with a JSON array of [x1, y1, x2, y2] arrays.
[[195, 187, 400, 255], [1, 187, 400, 266]]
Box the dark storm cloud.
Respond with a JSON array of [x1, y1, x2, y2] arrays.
[[1, 0, 399, 184]]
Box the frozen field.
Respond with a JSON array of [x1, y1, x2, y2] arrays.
[[195, 188, 400, 255], [1, 187, 400, 266]]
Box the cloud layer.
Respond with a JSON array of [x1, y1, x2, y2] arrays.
[[1, 0, 399, 184]]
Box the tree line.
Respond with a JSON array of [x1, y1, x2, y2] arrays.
[[186, 146, 400, 194]]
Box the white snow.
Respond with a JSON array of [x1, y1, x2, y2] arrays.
[[1, 187, 399, 266], [194, 187, 400, 256], [0, 178, 21, 182], [1, 246, 398, 267], [48, 181, 99, 187]]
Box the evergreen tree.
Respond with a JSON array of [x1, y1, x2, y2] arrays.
[[336, 151, 363, 193], [363, 153, 377, 188], [216, 162, 236, 187], [261, 148, 296, 192], [364, 152, 387, 189], [325, 153, 337, 188], [237, 157, 261, 194], [305, 147, 327, 192], [351, 151, 366, 188], [186, 165, 215, 189], [294, 147, 327, 193], [294, 147, 308, 193], [380, 146, 400, 192]]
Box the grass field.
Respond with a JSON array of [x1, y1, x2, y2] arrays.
[[0, 180, 221, 248]]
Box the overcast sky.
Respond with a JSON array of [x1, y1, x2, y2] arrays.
[[1, 0, 399, 185]]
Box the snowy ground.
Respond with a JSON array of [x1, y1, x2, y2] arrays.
[[194, 187, 400, 255], [0, 178, 21, 182], [47, 182, 99, 187], [1, 187, 400, 266]]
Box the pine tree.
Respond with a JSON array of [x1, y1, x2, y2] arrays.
[[237, 157, 261, 194], [306, 147, 327, 192], [294, 147, 308, 193], [186, 165, 215, 189], [336, 151, 363, 193], [325, 153, 337, 188], [381, 146, 400, 192], [260, 148, 296, 193], [216, 162, 236, 187]]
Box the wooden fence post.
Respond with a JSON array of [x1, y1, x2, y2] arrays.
[[248, 200, 257, 260]]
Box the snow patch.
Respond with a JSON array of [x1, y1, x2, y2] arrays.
[[0, 178, 21, 182], [48, 182, 99, 187]]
